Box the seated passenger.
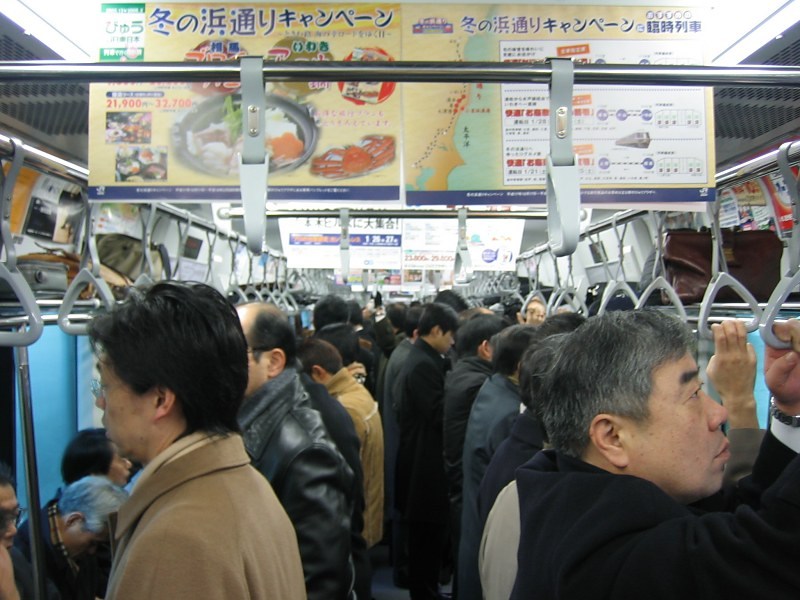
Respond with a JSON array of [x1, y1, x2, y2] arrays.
[[89, 282, 306, 599], [15, 475, 127, 600], [511, 310, 800, 599], [61, 428, 132, 488]]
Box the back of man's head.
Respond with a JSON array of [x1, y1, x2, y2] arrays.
[[61, 428, 113, 485], [491, 324, 540, 376], [418, 302, 459, 337], [433, 289, 470, 314], [404, 305, 424, 339], [519, 313, 587, 412], [315, 322, 360, 366], [455, 314, 509, 359], [347, 300, 364, 327], [297, 338, 344, 377], [245, 304, 298, 367], [387, 303, 407, 332], [57, 475, 128, 534], [89, 282, 248, 437], [540, 310, 694, 458], [313, 295, 350, 331]]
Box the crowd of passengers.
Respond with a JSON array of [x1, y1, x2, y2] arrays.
[[1, 282, 799, 600]]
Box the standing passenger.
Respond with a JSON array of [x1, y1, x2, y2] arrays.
[[236, 302, 356, 600], [395, 303, 459, 600], [89, 282, 305, 599]]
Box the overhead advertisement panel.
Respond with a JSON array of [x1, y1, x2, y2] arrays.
[[401, 4, 715, 206], [89, 2, 402, 202]]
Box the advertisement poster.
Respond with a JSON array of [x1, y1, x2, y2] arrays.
[[90, 3, 402, 202], [401, 4, 715, 206], [401, 218, 524, 272], [23, 175, 84, 244], [762, 169, 796, 237], [279, 215, 403, 269]]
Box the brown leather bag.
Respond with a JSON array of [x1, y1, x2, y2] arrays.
[[662, 229, 783, 304]]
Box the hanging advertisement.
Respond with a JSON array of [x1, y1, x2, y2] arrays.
[[401, 4, 715, 206], [89, 2, 402, 202], [401, 218, 524, 272], [279, 215, 403, 269]]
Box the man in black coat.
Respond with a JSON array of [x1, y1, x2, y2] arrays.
[[512, 311, 800, 599], [442, 314, 508, 553], [395, 303, 458, 600]]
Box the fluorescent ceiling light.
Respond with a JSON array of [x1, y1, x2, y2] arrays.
[[712, 0, 800, 64], [3, 0, 94, 61]]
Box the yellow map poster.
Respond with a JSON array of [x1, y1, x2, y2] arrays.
[[401, 4, 715, 206]]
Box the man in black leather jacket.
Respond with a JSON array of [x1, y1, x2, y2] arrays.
[[237, 303, 356, 600]]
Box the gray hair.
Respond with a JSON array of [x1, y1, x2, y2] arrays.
[[540, 310, 695, 458], [57, 475, 128, 533]]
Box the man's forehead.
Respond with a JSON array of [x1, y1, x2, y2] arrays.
[[654, 353, 700, 385]]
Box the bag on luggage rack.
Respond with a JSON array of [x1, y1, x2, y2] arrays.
[[662, 228, 783, 304], [0, 256, 69, 300]]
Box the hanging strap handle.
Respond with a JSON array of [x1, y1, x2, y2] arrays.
[[761, 140, 800, 348], [225, 237, 247, 304], [173, 213, 193, 280], [598, 218, 639, 315], [454, 207, 473, 283], [340, 208, 350, 283], [546, 58, 580, 257], [697, 200, 761, 339], [635, 213, 687, 321], [58, 190, 116, 335], [239, 56, 268, 255], [204, 226, 218, 284], [0, 139, 43, 346]]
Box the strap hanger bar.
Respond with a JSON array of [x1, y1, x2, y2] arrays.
[[546, 58, 580, 257], [239, 55, 268, 256], [454, 207, 473, 283], [2, 61, 799, 87], [340, 208, 350, 283]]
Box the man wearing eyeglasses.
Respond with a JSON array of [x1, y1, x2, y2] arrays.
[[236, 302, 356, 600], [0, 462, 58, 600]]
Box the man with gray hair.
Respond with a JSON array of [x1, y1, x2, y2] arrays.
[[14, 475, 127, 600], [511, 310, 800, 599]]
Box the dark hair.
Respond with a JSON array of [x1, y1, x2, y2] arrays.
[[404, 305, 424, 338], [246, 305, 298, 367], [434, 289, 470, 313], [518, 313, 586, 412], [540, 310, 695, 458], [315, 322, 359, 365], [386, 303, 407, 331], [297, 338, 344, 376], [455, 314, 509, 358], [313, 295, 349, 331], [0, 462, 13, 489], [61, 428, 114, 484], [88, 282, 247, 436], [347, 300, 364, 327], [491, 324, 540, 376], [418, 302, 459, 337]]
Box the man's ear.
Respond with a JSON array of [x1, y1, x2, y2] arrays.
[[64, 512, 85, 528], [477, 339, 493, 361], [266, 348, 287, 378], [587, 413, 631, 470], [153, 386, 179, 421], [310, 364, 327, 383]]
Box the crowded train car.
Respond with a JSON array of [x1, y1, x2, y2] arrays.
[[2, 0, 800, 598]]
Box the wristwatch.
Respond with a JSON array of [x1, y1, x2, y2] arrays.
[[769, 397, 800, 428]]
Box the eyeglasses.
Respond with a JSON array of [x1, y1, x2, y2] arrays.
[[90, 379, 108, 400], [0, 507, 26, 531]]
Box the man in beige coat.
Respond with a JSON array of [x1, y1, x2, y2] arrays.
[[89, 282, 306, 599], [297, 338, 384, 548]]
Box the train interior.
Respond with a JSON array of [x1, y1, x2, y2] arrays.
[[1, 1, 800, 597]]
